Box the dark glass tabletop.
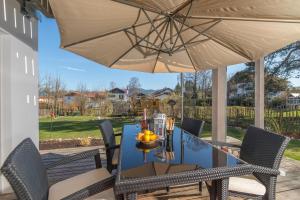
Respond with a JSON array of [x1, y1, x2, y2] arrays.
[[119, 124, 246, 180]]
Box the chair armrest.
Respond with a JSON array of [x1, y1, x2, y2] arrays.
[[106, 144, 120, 150], [206, 140, 241, 148], [62, 175, 116, 200], [252, 165, 280, 176], [45, 149, 100, 170]]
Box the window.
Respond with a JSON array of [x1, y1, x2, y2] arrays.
[[26, 95, 30, 104], [33, 96, 37, 106], [24, 56, 28, 74], [14, 8, 17, 28], [30, 21, 33, 38], [31, 59, 35, 76], [3, 0, 7, 21], [22, 16, 26, 34]]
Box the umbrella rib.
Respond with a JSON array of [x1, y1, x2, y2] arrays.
[[132, 8, 142, 26], [112, 0, 165, 16], [171, 1, 193, 52], [202, 33, 253, 61], [132, 27, 145, 54], [142, 9, 169, 50], [172, 18, 198, 71], [151, 19, 168, 49], [63, 17, 165, 48], [124, 29, 146, 56], [172, 19, 222, 52], [184, 16, 300, 24], [153, 20, 170, 73], [173, 18, 253, 61], [171, 0, 194, 16], [125, 26, 165, 49], [163, 19, 217, 45], [137, 44, 165, 53], [173, 38, 211, 53], [109, 19, 167, 68]]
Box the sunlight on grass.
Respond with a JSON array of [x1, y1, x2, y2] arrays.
[[39, 116, 300, 161]]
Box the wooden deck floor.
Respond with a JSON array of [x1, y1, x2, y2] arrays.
[[1, 146, 300, 200]]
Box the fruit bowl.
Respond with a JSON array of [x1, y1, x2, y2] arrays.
[[136, 130, 160, 145]]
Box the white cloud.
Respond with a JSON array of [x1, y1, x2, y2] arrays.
[[64, 66, 86, 72]]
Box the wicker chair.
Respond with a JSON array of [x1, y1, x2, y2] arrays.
[[99, 120, 121, 173], [208, 126, 290, 200], [0, 138, 115, 200], [181, 118, 205, 138], [169, 118, 205, 193]]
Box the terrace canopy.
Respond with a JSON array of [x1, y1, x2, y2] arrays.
[[48, 0, 300, 140]]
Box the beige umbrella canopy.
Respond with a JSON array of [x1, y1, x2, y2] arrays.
[[49, 0, 300, 73]]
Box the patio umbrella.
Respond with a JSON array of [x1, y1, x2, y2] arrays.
[[48, 0, 300, 118], [49, 0, 300, 72]]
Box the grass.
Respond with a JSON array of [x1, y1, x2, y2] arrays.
[[39, 116, 136, 141], [39, 116, 300, 161]]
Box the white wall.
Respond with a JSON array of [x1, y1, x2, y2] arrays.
[[0, 0, 39, 193]]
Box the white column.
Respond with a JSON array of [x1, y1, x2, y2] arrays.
[[255, 58, 265, 128], [212, 67, 227, 142]]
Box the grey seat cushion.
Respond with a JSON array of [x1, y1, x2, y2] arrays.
[[48, 168, 114, 200], [112, 149, 119, 165]]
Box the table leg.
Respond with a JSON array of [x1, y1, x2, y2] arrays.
[[216, 178, 229, 200], [210, 180, 217, 200], [125, 192, 137, 200]]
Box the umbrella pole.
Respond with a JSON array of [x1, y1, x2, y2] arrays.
[[181, 73, 184, 124]]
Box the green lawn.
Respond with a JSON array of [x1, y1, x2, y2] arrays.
[[39, 116, 136, 141], [39, 116, 300, 161]]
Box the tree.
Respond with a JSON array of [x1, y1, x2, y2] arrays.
[[183, 71, 212, 101], [127, 77, 141, 97], [109, 81, 116, 90], [265, 41, 300, 79], [53, 76, 66, 115], [75, 83, 88, 116], [197, 71, 212, 100], [174, 82, 181, 94], [39, 74, 66, 115], [39, 74, 53, 110]]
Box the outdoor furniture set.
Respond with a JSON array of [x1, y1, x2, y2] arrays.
[[1, 119, 290, 200]]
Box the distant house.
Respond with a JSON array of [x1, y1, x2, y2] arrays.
[[108, 88, 128, 101], [229, 83, 254, 98], [136, 92, 147, 100], [287, 92, 300, 108], [64, 92, 81, 105], [152, 88, 173, 100]]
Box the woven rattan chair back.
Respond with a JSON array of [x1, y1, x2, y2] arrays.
[[99, 120, 116, 149], [182, 118, 205, 137], [1, 138, 49, 200], [240, 126, 290, 170], [99, 120, 117, 172], [239, 126, 290, 199]]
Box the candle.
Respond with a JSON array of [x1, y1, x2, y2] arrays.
[[143, 108, 147, 120]]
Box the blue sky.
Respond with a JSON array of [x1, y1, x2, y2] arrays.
[[38, 16, 299, 90]]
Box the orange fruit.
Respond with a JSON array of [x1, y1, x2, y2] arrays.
[[150, 134, 157, 141], [143, 134, 150, 142], [137, 133, 144, 141], [144, 130, 151, 135]]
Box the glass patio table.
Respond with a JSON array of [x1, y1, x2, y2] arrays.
[[115, 124, 254, 200]]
